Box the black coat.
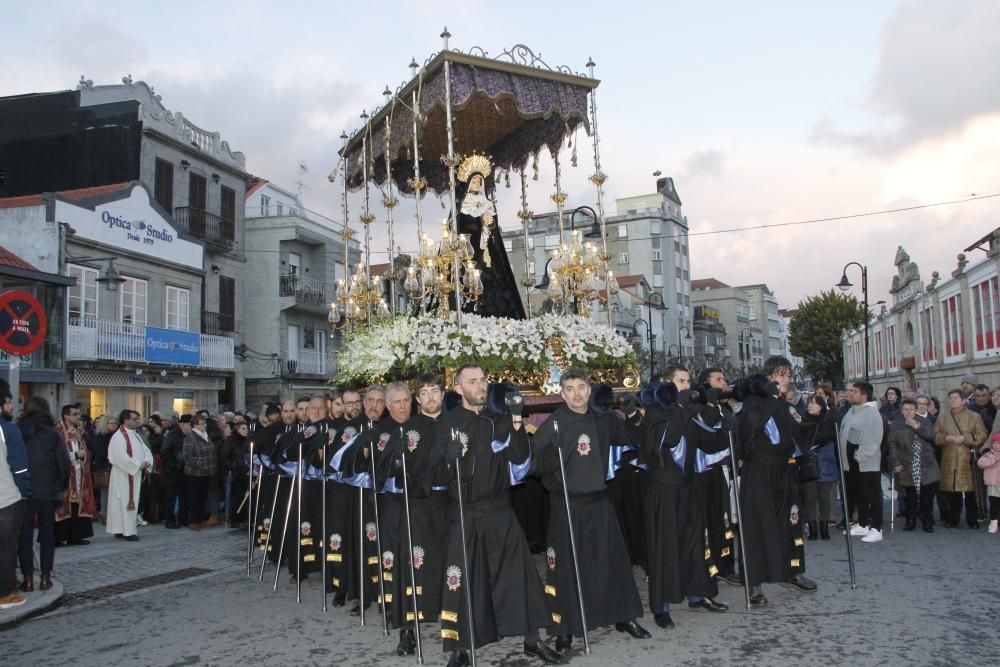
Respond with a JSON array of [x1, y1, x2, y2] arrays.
[[18, 417, 71, 503]]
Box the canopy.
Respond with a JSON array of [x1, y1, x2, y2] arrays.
[[339, 45, 599, 196]]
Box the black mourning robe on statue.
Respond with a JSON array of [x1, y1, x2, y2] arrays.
[[430, 406, 549, 652], [641, 402, 728, 612], [454, 176, 526, 320], [736, 394, 807, 587], [531, 405, 645, 638]]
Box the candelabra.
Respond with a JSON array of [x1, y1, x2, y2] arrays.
[[404, 219, 483, 319], [545, 230, 609, 317], [329, 264, 390, 330]]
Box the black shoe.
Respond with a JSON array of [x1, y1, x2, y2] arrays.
[[446, 649, 470, 667], [555, 635, 572, 652], [615, 619, 651, 638], [944, 521, 958, 529], [719, 571, 744, 587], [333, 592, 346, 607], [69, 539, 90, 545], [819, 521, 831, 540], [523, 639, 568, 665], [834, 519, 847, 530], [165, 522, 179, 529], [782, 575, 816, 592], [654, 612, 675, 629], [903, 519, 916, 531], [923, 524, 934, 533], [125, 535, 139, 542], [396, 628, 416, 656], [806, 520, 818, 541], [349, 601, 369, 616], [688, 598, 729, 612], [114, 533, 125, 539], [749, 586, 768, 605], [969, 522, 980, 530]]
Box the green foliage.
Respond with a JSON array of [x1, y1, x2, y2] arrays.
[[788, 290, 867, 386]]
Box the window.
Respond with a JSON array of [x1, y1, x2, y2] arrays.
[[674, 240, 681, 253], [154, 158, 173, 212], [288, 252, 301, 275], [653, 275, 663, 288], [527, 237, 535, 250], [651, 221, 661, 235], [260, 195, 271, 215], [920, 307, 935, 361], [972, 276, 1000, 352], [675, 267, 682, 279], [942, 294, 964, 358], [618, 253, 629, 265], [166, 286, 190, 331], [652, 249, 662, 261], [527, 261, 535, 275], [221, 185, 236, 222], [276, 202, 284, 217], [127, 392, 152, 419], [887, 324, 897, 369], [503, 239, 513, 252], [67, 264, 99, 323], [544, 234, 559, 248], [120, 277, 148, 327], [617, 225, 628, 239], [219, 276, 236, 332]]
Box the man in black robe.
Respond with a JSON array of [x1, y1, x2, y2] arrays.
[[255, 401, 298, 566], [735, 356, 817, 605], [642, 381, 731, 630], [431, 364, 563, 666], [531, 369, 650, 652]]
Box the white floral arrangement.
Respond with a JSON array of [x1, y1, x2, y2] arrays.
[[334, 313, 636, 385]]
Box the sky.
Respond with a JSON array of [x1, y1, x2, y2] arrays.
[[3, 0, 999, 309]]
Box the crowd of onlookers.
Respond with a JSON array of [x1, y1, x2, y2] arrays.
[[783, 372, 999, 545]]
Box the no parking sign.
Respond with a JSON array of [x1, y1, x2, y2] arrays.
[[0, 290, 48, 356]]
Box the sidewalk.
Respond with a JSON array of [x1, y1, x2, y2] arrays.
[[0, 519, 245, 629]]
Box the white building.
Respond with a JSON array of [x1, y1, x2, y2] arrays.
[[842, 232, 1000, 396]]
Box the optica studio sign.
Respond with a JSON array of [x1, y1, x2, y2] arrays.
[[102, 211, 175, 248], [145, 326, 200, 365]]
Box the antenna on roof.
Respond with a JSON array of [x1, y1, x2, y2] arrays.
[[295, 161, 310, 202]]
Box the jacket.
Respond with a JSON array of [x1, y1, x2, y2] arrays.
[[1, 419, 31, 507], [838, 401, 884, 473], [800, 409, 838, 482], [18, 416, 71, 503], [182, 430, 217, 477], [934, 406, 988, 492], [976, 447, 1000, 487], [887, 414, 940, 487]]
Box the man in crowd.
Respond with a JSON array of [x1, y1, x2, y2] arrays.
[[342, 389, 363, 422], [959, 374, 979, 404], [840, 381, 886, 543], [966, 384, 994, 429], [54, 403, 95, 545], [935, 389, 988, 528], [433, 364, 564, 666], [0, 380, 30, 609], [531, 369, 649, 648], [364, 385, 387, 424], [737, 356, 817, 605], [106, 410, 154, 542]]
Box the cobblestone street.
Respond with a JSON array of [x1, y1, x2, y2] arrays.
[[4, 506, 1000, 666]]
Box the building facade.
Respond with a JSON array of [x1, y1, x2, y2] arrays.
[[0, 77, 250, 410], [738, 283, 786, 359], [243, 180, 360, 407], [501, 176, 692, 362], [842, 232, 1000, 397], [0, 183, 235, 417], [691, 278, 764, 374]]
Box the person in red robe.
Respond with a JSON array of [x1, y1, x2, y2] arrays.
[[55, 404, 95, 546]]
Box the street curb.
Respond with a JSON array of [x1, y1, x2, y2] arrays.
[[0, 581, 65, 632]]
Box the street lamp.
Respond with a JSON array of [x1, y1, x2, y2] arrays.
[[66, 254, 126, 292], [836, 261, 869, 382], [631, 318, 654, 381], [570, 205, 604, 239], [646, 292, 665, 379], [679, 324, 692, 359]]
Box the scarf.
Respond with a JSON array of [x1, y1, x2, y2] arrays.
[[119, 426, 137, 511], [911, 433, 922, 489]]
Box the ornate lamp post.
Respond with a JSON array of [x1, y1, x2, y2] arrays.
[[836, 262, 869, 383]]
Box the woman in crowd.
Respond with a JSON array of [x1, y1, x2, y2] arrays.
[[88, 414, 118, 523], [17, 397, 70, 592], [880, 386, 902, 422], [220, 420, 250, 528], [799, 385, 838, 540], [183, 414, 217, 530]]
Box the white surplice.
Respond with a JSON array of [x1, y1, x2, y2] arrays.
[[105, 427, 153, 536]]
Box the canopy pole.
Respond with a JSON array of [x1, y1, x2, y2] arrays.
[[441, 27, 463, 330], [517, 170, 533, 319], [552, 151, 567, 246], [586, 57, 613, 332], [409, 59, 427, 317], [383, 88, 399, 317]]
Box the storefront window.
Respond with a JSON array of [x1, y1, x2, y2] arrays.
[[173, 392, 195, 416]]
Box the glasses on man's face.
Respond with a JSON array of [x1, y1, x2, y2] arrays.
[[344, 400, 362, 406]]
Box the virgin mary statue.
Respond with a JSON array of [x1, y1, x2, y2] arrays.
[[454, 153, 526, 319]]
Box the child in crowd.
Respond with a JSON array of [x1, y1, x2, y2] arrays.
[[976, 432, 1000, 534]]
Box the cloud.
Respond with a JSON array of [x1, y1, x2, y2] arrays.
[[680, 149, 726, 179], [811, 0, 1000, 154]]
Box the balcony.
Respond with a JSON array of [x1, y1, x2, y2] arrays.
[[173, 207, 235, 251], [279, 273, 327, 305], [201, 310, 235, 336], [67, 318, 234, 370], [286, 350, 330, 376]]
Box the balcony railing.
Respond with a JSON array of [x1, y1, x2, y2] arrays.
[[67, 318, 234, 370], [173, 207, 235, 250], [287, 350, 330, 376], [201, 310, 235, 336], [279, 273, 327, 304]]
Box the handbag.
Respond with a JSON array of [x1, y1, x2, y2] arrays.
[[93, 469, 111, 489], [795, 451, 821, 483]]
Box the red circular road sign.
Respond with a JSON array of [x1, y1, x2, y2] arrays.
[[0, 290, 48, 356]]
